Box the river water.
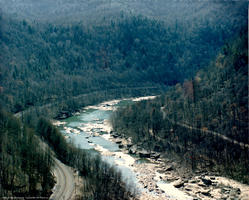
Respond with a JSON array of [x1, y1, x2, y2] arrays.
[[57, 98, 140, 185], [54, 97, 193, 200]]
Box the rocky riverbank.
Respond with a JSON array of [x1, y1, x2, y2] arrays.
[[109, 130, 249, 200]]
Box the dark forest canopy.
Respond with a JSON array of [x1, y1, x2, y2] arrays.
[[0, 1, 247, 114]]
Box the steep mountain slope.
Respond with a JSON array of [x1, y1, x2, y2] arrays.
[[0, 1, 247, 115], [111, 28, 249, 183]]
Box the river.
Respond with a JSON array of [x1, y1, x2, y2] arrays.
[[53, 96, 193, 200]]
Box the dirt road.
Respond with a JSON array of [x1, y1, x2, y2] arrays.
[[161, 106, 249, 149], [14, 113, 76, 200], [50, 158, 75, 200]]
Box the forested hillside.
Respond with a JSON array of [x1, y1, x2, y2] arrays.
[[111, 28, 249, 183], [0, 108, 54, 197], [0, 2, 247, 115]]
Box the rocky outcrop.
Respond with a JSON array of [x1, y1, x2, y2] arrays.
[[139, 150, 151, 158], [151, 152, 160, 160], [115, 140, 122, 144], [129, 146, 137, 154], [201, 177, 212, 186], [201, 189, 211, 196], [173, 179, 185, 188], [110, 131, 120, 138], [165, 165, 174, 172]]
